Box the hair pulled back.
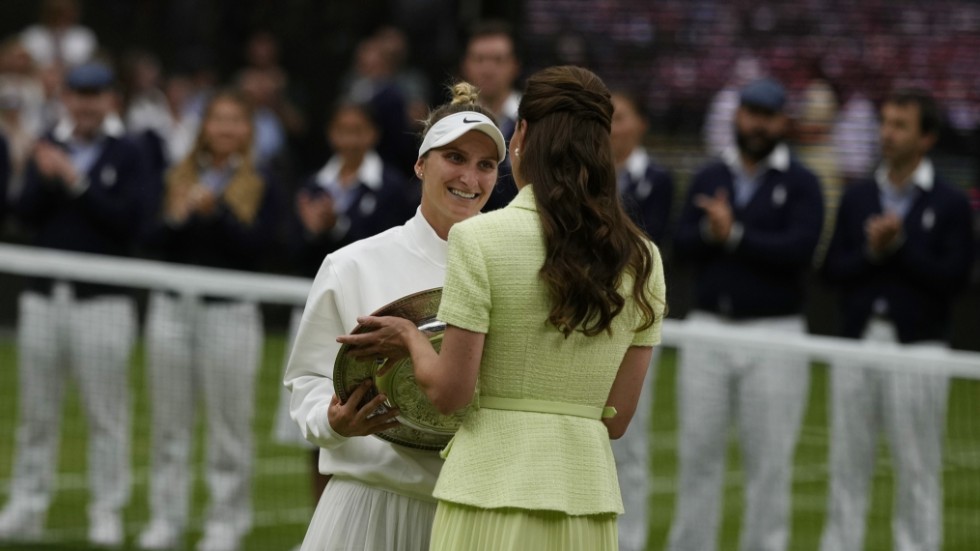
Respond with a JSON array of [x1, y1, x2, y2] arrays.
[[516, 65, 659, 336]]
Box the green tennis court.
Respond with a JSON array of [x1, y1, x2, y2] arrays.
[[1, 337, 978, 550]]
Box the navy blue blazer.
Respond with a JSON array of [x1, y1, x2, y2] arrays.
[[674, 152, 824, 318], [821, 173, 974, 343], [618, 150, 675, 245], [289, 160, 416, 277], [481, 110, 519, 213], [16, 127, 149, 296], [142, 168, 283, 273], [367, 81, 416, 177]]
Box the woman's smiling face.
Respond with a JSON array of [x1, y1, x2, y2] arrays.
[[416, 130, 500, 238]]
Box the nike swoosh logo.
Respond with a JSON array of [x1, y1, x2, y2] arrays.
[[462, 117, 481, 123]]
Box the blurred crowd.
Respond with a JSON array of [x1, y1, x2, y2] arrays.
[[524, 0, 980, 137], [0, 0, 977, 253]]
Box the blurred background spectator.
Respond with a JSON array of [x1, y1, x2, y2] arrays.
[[138, 89, 281, 551], [20, 0, 97, 71], [0, 0, 973, 192], [459, 19, 523, 211]]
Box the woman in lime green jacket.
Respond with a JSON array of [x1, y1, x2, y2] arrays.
[[340, 65, 667, 551]]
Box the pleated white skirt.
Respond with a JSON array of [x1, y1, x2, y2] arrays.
[[300, 477, 437, 551]]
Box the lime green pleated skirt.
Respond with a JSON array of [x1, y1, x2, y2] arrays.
[[429, 501, 618, 551]]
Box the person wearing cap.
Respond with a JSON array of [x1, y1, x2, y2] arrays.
[[668, 77, 824, 551], [0, 61, 147, 547], [819, 89, 974, 551], [283, 81, 505, 551]]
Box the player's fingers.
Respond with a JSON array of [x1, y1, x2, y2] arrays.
[[355, 315, 383, 327], [367, 414, 400, 434], [337, 333, 372, 347], [342, 380, 372, 408], [353, 392, 389, 424], [344, 344, 378, 358]]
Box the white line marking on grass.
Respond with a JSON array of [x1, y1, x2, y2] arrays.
[[0, 455, 308, 494], [36, 507, 315, 542]]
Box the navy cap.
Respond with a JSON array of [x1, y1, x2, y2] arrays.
[[65, 62, 115, 92], [739, 78, 786, 112]]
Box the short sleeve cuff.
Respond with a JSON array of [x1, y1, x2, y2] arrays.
[[438, 303, 490, 334]]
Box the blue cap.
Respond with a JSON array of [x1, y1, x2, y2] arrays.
[[739, 78, 786, 112], [65, 62, 115, 92]]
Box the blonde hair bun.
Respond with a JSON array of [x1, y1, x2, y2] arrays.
[[450, 81, 480, 105]]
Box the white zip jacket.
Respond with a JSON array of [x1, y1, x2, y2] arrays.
[[284, 208, 447, 501]]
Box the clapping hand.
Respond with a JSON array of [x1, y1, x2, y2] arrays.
[[296, 191, 337, 235], [694, 188, 734, 242], [189, 186, 218, 217], [865, 212, 903, 256], [34, 142, 80, 190], [167, 185, 217, 224]]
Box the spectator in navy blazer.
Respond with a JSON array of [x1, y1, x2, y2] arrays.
[[0, 61, 146, 548], [819, 89, 975, 551], [138, 89, 280, 551], [668, 78, 824, 551], [607, 88, 674, 551], [610, 90, 674, 244], [289, 101, 415, 277]]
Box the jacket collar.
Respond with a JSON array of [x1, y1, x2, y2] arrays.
[[509, 184, 537, 212], [500, 91, 521, 123], [315, 150, 384, 191], [53, 113, 124, 143], [722, 142, 790, 174], [624, 147, 651, 182], [875, 157, 934, 193]]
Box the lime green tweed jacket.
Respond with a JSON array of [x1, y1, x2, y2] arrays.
[[433, 185, 667, 516]]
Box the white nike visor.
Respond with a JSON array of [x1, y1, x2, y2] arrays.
[[418, 111, 507, 163]]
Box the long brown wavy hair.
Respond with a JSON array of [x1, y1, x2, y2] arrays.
[[516, 66, 660, 337], [165, 89, 265, 224]]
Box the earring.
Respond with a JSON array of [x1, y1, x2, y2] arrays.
[[514, 147, 520, 158], [416, 171, 422, 179]]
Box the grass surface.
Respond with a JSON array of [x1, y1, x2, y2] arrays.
[[0, 338, 978, 550]]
